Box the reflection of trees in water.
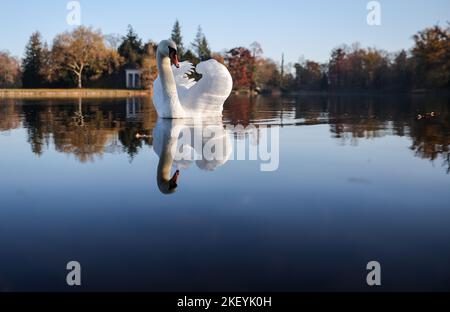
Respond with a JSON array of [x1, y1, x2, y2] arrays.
[[409, 108, 450, 173], [118, 97, 158, 160], [326, 96, 396, 143], [21, 102, 51, 155], [0, 99, 21, 132], [2, 97, 156, 162], [298, 94, 450, 172], [224, 95, 296, 127], [1, 94, 449, 172], [226, 94, 450, 173]]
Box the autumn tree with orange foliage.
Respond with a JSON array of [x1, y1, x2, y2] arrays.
[[225, 47, 255, 92], [412, 24, 450, 89], [52, 26, 122, 88], [0, 51, 21, 88]]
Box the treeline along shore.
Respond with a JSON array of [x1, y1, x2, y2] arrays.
[[0, 21, 449, 95]]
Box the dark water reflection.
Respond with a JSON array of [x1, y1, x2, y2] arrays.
[[0, 94, 449, 291], [2, 95, 449, 171]]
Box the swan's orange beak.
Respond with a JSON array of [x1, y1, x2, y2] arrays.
[[170, 51, 180, 68]]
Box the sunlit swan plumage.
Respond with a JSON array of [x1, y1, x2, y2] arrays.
[[153, 40, 233, 119]]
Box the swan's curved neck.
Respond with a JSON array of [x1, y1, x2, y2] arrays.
[[157, 52, 184, 117], [157, 53, 176, 92], [157, 142, 176, 194], [156, 121, 180, 194]]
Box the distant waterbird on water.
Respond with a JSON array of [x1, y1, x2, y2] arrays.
[[416, 112, 437, 121]]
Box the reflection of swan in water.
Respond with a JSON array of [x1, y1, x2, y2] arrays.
[[153, 118, 232, 194]]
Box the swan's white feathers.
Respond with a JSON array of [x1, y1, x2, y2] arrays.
[[153, 58, 233, 118], [153, 119, 232, 171], [173, 61, 196, 89]]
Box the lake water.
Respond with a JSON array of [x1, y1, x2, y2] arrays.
[[0, 94, 449, 292]]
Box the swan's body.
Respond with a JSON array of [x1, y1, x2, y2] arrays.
[[153, 40, 233, 119]]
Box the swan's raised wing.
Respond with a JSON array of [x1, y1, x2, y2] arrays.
[[176, 59, 233, 117], [173, 61, 196, 90]]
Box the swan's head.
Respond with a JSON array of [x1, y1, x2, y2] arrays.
[[157, 39, 180, 68], [158, 169, 180, 195]]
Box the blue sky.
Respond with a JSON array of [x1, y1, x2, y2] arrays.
[[0, 0, 449, 64]]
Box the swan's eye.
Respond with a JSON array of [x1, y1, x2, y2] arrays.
[[168, 46, 177, 55]]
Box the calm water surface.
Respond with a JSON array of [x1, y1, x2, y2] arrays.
[[0, 94, 449, 291]]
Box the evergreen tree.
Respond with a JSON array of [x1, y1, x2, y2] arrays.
[[183, 49, 200, 65], [200, 36, 212, 61], [392, 50, 413, 91], [118, 25, 144, 67], [22, 32, 45, 88], [171, 20, 184, 58], [192, 26, 211, 61]]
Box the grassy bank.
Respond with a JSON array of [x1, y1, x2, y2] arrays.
[[0, 89, 150, 98]]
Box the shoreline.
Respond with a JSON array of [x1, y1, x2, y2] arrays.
[[0, 89, 150, 98], [2, 88, 449, 100]]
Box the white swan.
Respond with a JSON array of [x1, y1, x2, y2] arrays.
[[153, 40, 233, 119]]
